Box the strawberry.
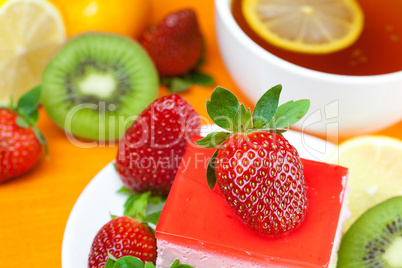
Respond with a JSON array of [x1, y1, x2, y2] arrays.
[[215, 131, 307, 235], [88, 216, 157, 267], [0, 86, 46, 183], [196, 85, 310, 236], [116, 94, 200, 196], [140, 9, 203, 77], [88, 191, 164, 267]]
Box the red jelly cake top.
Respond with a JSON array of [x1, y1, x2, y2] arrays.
[[156, 136, 348, 267]]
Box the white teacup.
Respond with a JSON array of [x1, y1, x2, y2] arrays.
[[215, 0, 402, 138]]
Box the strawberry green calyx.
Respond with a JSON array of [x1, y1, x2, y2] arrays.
[[89, 189, 163, 267], [160, 62, 215, 94], [202, 84, 309, 134], [196, 84, 310, 189], [9, 85, 47, 146], [118, 188, 165, 228], [89, 191, 163, 267], [122, 191, 152, 221], [105, 254, 194, 268]]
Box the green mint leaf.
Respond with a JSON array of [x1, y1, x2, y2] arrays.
[[170, 259, 180, 268], [206, 146, 222, 190], [105, 253, 117, 268], [16, 85, 41, 121], [114, 256, 144, 268], [144, 211, 161, 226], [145, 262, 156, 268], [233, 104, 252, 132], [16, 116, 30, 128], [268, 99, 310, 128], [117, 186, 133, 194], [196, 132, 230, 148], [206, 87, 240, 131], [123, 192, 151, 221], [252, 84, 282, 129], [191, 72, 215, 87]]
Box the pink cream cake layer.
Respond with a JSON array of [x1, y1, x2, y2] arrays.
[[156, 136, 349, 268]]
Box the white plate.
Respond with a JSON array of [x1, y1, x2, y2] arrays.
[[61, 125, 336, 268]]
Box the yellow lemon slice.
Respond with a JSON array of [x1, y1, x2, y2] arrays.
[[0, 0, 65, 105], [242, 0, 364, 54], [326, 136, 402, 234]]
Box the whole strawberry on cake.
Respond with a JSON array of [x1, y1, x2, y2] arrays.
[[196, 84, 310, 236]]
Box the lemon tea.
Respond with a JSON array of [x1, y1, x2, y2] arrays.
[[232, 0, 402, 76]]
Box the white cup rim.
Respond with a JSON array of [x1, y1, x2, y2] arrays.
[[215, 0, 402, 85]]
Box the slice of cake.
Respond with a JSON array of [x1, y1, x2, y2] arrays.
[[156, 136, 349, 268]]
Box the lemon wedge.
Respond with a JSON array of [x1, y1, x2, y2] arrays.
[[242, 0, 364, 54], [0, 0, 65, 105], [326, 136, 402, 233]]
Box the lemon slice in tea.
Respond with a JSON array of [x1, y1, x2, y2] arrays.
[[0, 0, 65, 105], [242, 0, 364, 54], [326, 136, 402, 234]]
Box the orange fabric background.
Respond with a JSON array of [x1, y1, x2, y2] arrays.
[[0, 0, 401, 267]]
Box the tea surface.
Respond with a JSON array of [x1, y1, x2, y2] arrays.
[[232, 0, 402, 76]]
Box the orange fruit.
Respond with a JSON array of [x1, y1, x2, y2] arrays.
[[49, 0, 150, 38]]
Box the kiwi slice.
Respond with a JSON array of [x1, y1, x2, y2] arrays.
[[41, 33, 158, 141], [337, 196, 402, 268]]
